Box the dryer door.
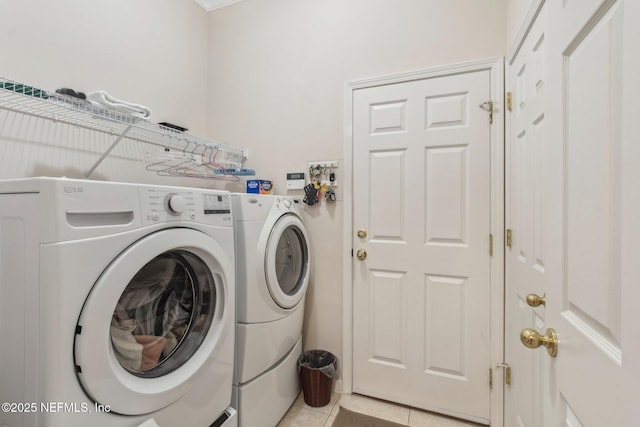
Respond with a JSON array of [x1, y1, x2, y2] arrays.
[[262, 214, 310, 309], [74, 228, 232, 415]]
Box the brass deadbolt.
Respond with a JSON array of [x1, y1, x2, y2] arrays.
[[526, 293, 546, 307]]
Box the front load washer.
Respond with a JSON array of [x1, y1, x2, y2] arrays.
[[0, 177, 237, 427], [231, 194, 310, 427]]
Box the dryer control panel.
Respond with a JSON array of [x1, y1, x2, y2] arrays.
[[139, 187, 232, 226]]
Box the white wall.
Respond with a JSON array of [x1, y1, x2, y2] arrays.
[[0, 0, 213, 186], [0, 0, 511, 381], [207, 0, 507, 372]]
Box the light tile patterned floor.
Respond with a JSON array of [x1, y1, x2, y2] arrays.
[[277, 392, 485, 427]]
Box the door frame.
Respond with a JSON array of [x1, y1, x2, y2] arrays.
[[342, 57, 505, 426]]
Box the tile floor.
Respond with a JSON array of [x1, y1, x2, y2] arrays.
[[277, 392, 485, 427]]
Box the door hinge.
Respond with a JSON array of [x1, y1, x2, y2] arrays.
[[506, 92, 513, 111], [506, 229, 512, 249], [489, 234, 493, 256], [489, 368, 493, 390], [496, 362, 512, 385], [479, 100, 494, 124]]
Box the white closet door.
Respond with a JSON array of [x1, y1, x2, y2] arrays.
[[352, 68, 493, 422], [505, 4, 550, 426], [543, 0, 640, 425], [507, 0, 640, 425]]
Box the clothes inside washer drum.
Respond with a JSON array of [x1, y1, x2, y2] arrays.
[[134, 335, 168, 370], [110, 318, 143, 371], [110, 254, 196, 373]]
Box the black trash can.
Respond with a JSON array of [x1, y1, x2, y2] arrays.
[[298, 350, 337, 407]]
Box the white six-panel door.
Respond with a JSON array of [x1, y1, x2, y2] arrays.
[[505, 4, 549, 426], [507, 0, 640, 425], [352, 69, 493, 423], [544, 0, 639, 425]]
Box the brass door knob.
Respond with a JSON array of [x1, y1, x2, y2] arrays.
[[520, 328, 558, 357], [357, 228, 367, 238], [526, 293, 546, 307], [356, 249, 367, 260]]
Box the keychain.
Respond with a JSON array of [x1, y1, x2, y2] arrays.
[[324, 188, 336, 201]]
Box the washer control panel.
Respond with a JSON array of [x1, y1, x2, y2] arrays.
[[140, 187, 232, 226], [165, 193, 187, 215], [203, 193, 231, 215]]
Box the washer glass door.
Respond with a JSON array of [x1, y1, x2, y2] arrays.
[[74, 228, 232, 416], [264, 214, 310, 309], [111, 250, 214, 377]]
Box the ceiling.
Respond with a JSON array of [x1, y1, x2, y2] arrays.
[[194, 0, 244, 12]]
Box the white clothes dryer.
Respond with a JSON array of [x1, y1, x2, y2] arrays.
[[231, 194, 310, 427], [0, 178, 237, 427]]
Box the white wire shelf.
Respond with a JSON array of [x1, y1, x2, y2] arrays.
[[0, 77, 255, 179]]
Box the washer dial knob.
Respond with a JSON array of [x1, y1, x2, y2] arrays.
[[165, 193, 187, 215]]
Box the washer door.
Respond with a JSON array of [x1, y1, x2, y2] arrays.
[[74, 228, 232, 415], [261, 214, 310, 309]]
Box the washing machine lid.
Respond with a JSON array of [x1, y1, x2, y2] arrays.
[[262, 213, 310, 309], [74, 228, 232, 416]]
